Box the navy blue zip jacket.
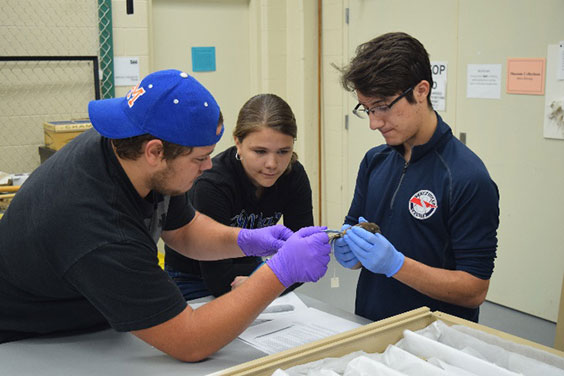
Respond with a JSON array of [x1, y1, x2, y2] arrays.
[[346, 113, 499, 322]]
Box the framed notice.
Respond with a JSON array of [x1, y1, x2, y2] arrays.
[[506, 58, 546, 95]]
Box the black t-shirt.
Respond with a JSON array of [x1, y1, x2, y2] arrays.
[[0, 129, 194, 343], [165, 146, 313, 296]]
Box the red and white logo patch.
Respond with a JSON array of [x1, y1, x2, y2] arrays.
[[126, 83, 145, 108], [408, 190, 438, 220]]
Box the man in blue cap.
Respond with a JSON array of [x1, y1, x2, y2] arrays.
[[0, 69, 331, 361]]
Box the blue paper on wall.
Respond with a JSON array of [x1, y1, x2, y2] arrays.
[[191, 47, 216, 72]]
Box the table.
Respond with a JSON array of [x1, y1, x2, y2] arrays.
[[0, 294, 370, 376]]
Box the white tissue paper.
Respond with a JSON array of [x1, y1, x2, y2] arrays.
[[426, 357, 480, 376], [395, 329, 520, 375], [277, 351, 368, 376], [343, 356, 406, 376], [413, 320, 564, 376], [270, 320, 563, 376], [452, 323, 564, 371], [365, 345, 448, 375]]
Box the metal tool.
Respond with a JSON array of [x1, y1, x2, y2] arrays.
[[322, 229, 342, 234]]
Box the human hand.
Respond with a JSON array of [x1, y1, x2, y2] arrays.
[[266, 226, 331, 287], [333, 223, 360, 268], [344, 225, 404, 277], [230, 276, 248, 290], [237, 225, 293, 257]]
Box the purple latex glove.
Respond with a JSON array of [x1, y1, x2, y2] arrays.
[[333, 223, 359, 268], [344, 224, 404, 277], [237, 225, 293, 257], [266, 226, 331, 287]]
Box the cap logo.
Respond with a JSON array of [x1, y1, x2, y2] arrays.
[[126, 83, 146, 108], [408, 189, 438, 220]]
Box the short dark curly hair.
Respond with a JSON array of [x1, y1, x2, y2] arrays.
[[341, 32, 433, 108], [111, 135, 193, 160]]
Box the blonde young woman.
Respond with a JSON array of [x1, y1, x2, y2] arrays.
[[165, 94, 313, 299]]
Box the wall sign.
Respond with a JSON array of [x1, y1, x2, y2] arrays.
[[191, 47, 216, 72], [467, 64, 501, 99], [114, 57, 140, 86], [431, 61, 447, 111], [506, 58, 545, 95]]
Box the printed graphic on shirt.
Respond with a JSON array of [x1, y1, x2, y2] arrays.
[[408, 190, 438, 220], [231, 209, 282, 229], [145, 195, 170, 244]]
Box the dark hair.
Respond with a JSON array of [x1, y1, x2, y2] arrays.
[[112, 111, 224, 160], [111, 135, 193, 160], [234, 94, 298, 168], [341, 32, 433, 107]]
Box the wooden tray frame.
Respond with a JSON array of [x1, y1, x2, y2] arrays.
[[211, 307, 564, 376]]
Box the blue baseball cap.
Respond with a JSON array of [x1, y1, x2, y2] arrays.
[[88, 69, 224, 147]]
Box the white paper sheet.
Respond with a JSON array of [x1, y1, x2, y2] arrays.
[[544, 44, 564, 140], [431, 61, 448, 111], [466, 64, 501, 99], [238, 301, 361, 355], [257, 292, 309, 320], [189, 293, 360, 355], [114, 56, 140, 86]]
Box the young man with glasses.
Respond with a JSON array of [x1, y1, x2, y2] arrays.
[[333, 32, 500, 323]]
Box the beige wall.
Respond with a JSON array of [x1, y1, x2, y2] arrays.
[[247, 0, 320, 222], [319, 0, 349, 230], [299, 0, 365, 313], [151, 0, 251, 156], [454, 0, 564, 322]]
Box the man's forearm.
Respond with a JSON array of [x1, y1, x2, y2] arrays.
[[163, 212, 244, 260], [393, 257, 489, 308], [132, 265, 284, 362]]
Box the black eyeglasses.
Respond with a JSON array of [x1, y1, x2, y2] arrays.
[[352, 86, 414, 119]]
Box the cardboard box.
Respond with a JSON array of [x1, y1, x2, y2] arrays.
[[43, 120, 92, 151], [0, 185, 18, 214], [38, 146, 57, 164], [212, 307, 564, 376]]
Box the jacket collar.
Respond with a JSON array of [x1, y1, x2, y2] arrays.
[[392, 112, 452, 163]]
